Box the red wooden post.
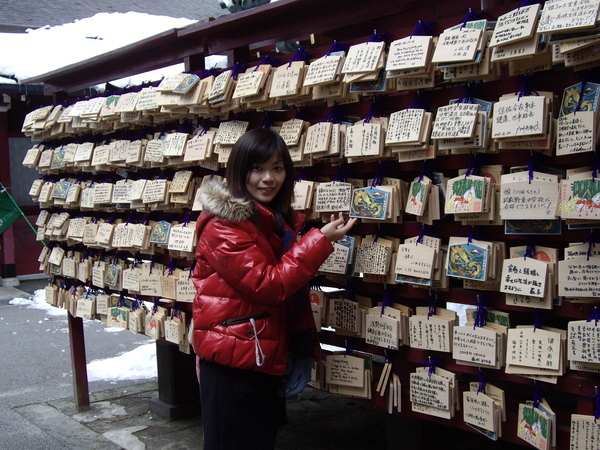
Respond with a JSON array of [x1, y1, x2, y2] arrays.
[[68, 313, 90, 411]]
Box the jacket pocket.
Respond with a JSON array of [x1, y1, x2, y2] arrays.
[[221, 312, 271, 327], [221, 312, 271, 340]]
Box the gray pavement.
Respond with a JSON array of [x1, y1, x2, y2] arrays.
[[0, 277, 389, 449], [1, 278, 525, 449]]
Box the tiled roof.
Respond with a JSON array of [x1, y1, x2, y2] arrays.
[[0, 0, 228, 29]]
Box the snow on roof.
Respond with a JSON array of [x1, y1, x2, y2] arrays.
[[0, 12, 199, 88], [1, 0, 225, 29]]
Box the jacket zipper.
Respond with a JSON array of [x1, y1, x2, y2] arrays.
[[221, 312, 271, 327]]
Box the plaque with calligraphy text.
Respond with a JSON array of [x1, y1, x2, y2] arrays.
[[490, 4, 541, 47], [326, 354, 365, 387], [570, 414, 600, 450], [538, 0, 600, 34], [387, 36, 433, 71], [314, 182, 351, 213]]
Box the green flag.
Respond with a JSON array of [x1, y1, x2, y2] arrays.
[[0, 187, 22, 234]]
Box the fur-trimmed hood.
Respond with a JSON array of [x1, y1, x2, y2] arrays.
[[198, 176, 254, 222]]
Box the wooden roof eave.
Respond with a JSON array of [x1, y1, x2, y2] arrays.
[[20, 0, 435, 95], [21, 28, 191, 94]]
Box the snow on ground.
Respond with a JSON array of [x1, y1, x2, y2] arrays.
[[9, 289, 157, 381], [9, 289, 67, 317], [87, 342, 157, 381]]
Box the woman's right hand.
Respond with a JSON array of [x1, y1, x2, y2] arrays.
[[320, 212, 357, 242]]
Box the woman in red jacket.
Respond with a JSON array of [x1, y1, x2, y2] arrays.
[[192, 127, 356, 449]]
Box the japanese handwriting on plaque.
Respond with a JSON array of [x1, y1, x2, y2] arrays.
[[135, 87, 160, 111], [342, 41, 384, 74], [537, 0, 600, 34], [453, 326, 497, 367], [431, 103, 479, 139], [304, 54, 344, 87], [142, 179, 168, 204], [169, 170, 193, 194], [570, 415, 600, 450], [208, 70, 232, 100], [506, 327, 561, 370], [354, 237, 392, 275], [91, 145, 110, 166], [489, 4, 541, 47], [431, 27, 482, 64], [558, 256, 600, 297], [491, 96, 546, 139], [231, 69, 265, 99], [345, 122, 382, 157], [500, 257, 548, 298], [409, 372, 451, 410], [408, 315, 452, 352], [162, 132, 189, 157], [143, 139, 165, 163], [319, 242, 351, 274], [278, 118, 305, 146], [304, 122, 332, 154], [365, 313, 399, 349], [567, 320, 600, 363], [500, 177, 559, 220], [329, 297, 360, 333], [167, 223, 196, 253], [463, 391, 498, 433], [214, 120, 249, 145], [314, 182, 351, 212], [270, 61, 304, 98], [557, 111, 595, 155], [395, 243, 435, 280], [386, 108, 425, 144]]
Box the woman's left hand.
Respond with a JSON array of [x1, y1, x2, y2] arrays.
[[320, 212, 357, 242]]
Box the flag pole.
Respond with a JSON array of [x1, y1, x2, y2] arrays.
[[0, 181, 46, 247]]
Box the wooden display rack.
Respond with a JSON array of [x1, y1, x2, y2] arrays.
[[25, 0, 600, 446]]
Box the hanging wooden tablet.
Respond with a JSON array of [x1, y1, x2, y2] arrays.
[[387, 35, 433, 72], [314, 181, 352, 213], [345, 121, 383, 158], [176, 274, 196, 303], [405, 176, 431, 217], [303, 53, 345, 87], [162, 132, 190, 158], [270, 61, 305, 98]]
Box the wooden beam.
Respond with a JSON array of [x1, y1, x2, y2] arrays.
[[68, 313, 90, 411], [21, 0, 447, 94]]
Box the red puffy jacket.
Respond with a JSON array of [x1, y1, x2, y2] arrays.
[[192, 177, 332, 375]]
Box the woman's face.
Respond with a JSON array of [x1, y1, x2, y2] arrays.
[[245, 152, 286, 204]]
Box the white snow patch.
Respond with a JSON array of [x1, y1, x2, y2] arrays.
[[1, 12, 195, 82], [8, 289, 67, 318], [87, 343, 157, 382]]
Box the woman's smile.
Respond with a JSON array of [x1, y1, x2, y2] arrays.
[[246, 153, 286, 204]]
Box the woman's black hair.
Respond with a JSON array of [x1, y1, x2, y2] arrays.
[[225, 128, 296, 225]]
